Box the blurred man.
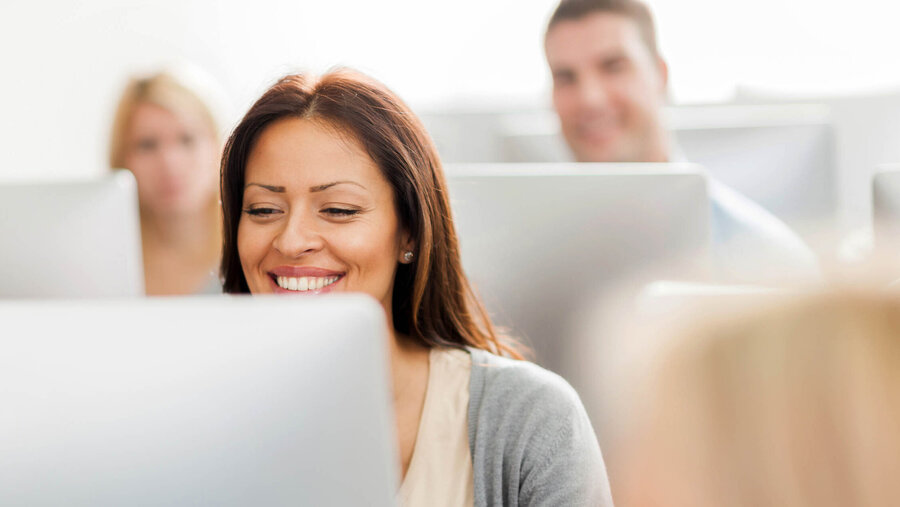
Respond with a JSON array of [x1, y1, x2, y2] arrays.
[[544, 0, 818, 283]]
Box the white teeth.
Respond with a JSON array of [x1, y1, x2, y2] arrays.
[[275, 275, 340, 292]]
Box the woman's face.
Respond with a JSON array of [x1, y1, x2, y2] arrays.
[[237, 117, 411, 316], [124, 102, 219, 218]]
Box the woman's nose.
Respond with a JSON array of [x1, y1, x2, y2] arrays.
[[158, 143, 190, 175], [271, 213, 324, 258]]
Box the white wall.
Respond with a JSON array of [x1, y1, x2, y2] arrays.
[[4, 0, 900, 182], [651, 0, 900, 102], [0, 0, 561, 181]]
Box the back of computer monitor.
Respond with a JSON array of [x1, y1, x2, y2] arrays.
[[0, 171, 144, 298], [873, 167, 900, 250], [675, 122, 837, 240], [495, 105, 838, 246], [0, 295, 398, 507], [446, 163, 711, 379]]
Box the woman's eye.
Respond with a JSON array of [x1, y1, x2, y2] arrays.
[[243, 207, 282, 217], [603, 57, 628, 74], [136, 139, 157, 152], [322, 208, 360, 217]]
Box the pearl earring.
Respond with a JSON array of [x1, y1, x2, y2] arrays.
[[403, 251, 414, 263]]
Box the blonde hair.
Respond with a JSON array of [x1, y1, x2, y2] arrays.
[[620, 293, 900, 507], [108, 69, 224, 169]]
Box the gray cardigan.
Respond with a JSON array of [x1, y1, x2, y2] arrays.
[[467, 348, 614, 506]]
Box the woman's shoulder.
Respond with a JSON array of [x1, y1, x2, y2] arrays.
[[466, 347, 595, 452], [465, 347, 613, 506], [467, 347, 582, 415]]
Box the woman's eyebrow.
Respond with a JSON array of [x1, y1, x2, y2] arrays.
[[244, 183, 286, 192], [310, 181, 367, 193]]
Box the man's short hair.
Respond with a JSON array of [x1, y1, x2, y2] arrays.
[[546, 0, 660, 59]]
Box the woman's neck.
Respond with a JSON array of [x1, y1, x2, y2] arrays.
[[139, 206, 220, 295], [388, 330, 430, 481], [388, 333, 431, 402], [141, 207, 218, 257]]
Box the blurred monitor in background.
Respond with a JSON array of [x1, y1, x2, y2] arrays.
[[863, 166, 900, 279], [499, 105, 839, 253], [672, 107, 837, 248], [0, 172, 143, 298], [872, 167, 900, 251], [543, 0, 819, 285], [446, 163, 711, 380], [612, 292, 900, 507], [109, 66, 226, 295]]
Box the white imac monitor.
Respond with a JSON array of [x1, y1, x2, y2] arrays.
[[0, 171, 144, 297], [674, 121, 837, 239], [496, 104, 838, 243], [446, 163, 711, 378], [872, 166, 900, 250], [0, 294, 398, 507]]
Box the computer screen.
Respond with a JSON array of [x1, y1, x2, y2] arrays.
[[494, 105, 837, 247], [872, 166, 900, 251], [0, 295, 398, 507], [446, 163, 711, 381], [0, 171, 144, 298], [675, 120, 836, 243]]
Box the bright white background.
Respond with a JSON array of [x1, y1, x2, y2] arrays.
[[2, 0, 900, 180]]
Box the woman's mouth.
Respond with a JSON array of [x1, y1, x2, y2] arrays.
[[271, 274, 342, 292]]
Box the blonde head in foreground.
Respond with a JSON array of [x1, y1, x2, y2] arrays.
[[617, 292, 900, 507]]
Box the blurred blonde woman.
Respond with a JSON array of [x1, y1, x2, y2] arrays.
[[616, 292, 900, 507], [109, 69, 225, 295]]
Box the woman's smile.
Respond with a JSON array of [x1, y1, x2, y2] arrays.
[[267, 265, 345, 294]]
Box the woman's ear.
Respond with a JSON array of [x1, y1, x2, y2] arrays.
[[398, 232, 416, 264]]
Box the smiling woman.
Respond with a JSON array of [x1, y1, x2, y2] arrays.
[[219, 69, 612, 506], [238, 117, 409, 311]]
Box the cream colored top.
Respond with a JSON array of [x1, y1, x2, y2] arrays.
[[397, 348, 474, 507]]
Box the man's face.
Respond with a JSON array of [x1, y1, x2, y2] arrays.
[[546, 12, 668, 162]]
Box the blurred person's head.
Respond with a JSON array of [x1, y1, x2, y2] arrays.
[[219, 69, 519, 357], [545, 0, 669, 163], [616, 293, 900, 507], [109, 69, 223, 221]]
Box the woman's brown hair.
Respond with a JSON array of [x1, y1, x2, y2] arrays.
[[220, 69, 521, 358]]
